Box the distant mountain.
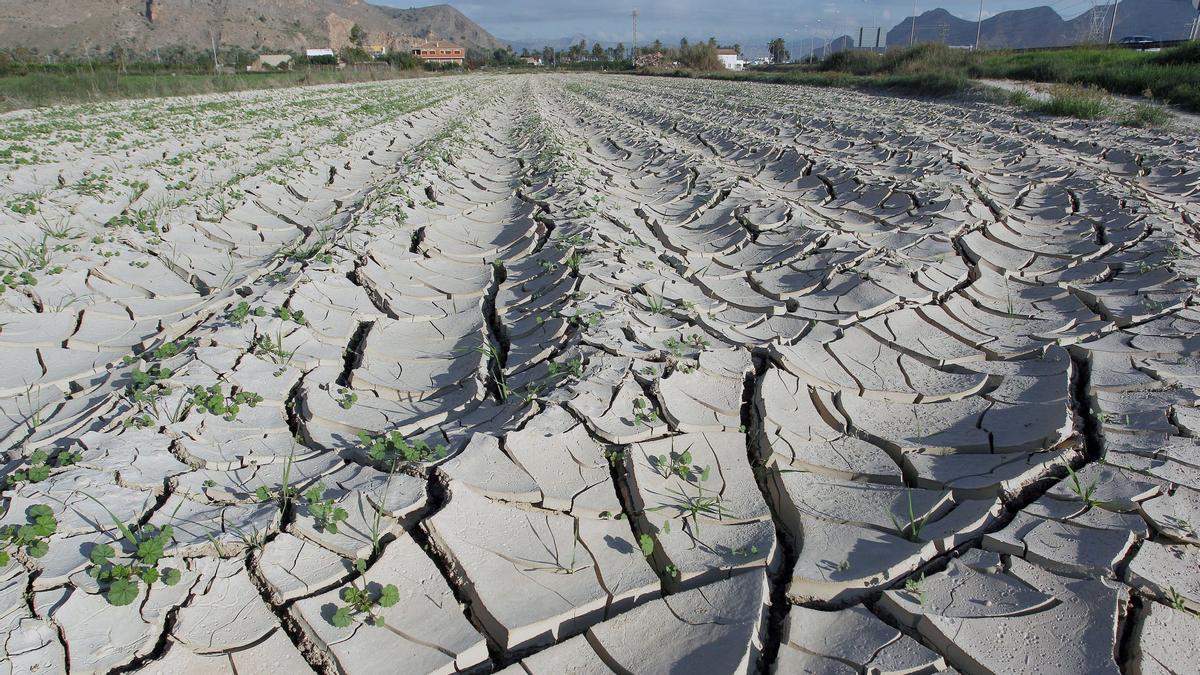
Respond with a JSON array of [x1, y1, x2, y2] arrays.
[[0, 1, 505, 55], [887, 0, 1196, 49]]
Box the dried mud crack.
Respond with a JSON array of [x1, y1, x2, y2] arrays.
[[0, 73, 1198, 674]]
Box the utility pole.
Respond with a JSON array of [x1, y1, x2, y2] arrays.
[[910, 0, 918, 46], [209, 31, 219, 72], [1107, 0, 1119, 43], [632, 9, 638, 65], [975, 0, 985, 50]]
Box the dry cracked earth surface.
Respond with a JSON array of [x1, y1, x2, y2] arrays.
[[0, 73, 1198, 674]]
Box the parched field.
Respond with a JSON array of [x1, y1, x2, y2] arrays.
[[1, 73, 1198, 673]]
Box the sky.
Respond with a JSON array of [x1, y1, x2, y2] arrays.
[[395, 0, 1111, 43]]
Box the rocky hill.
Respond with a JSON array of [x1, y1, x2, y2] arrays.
[[0, 1, 505, 55], [886, 0, 1197, 49]]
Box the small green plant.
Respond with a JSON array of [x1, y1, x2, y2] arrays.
[[663, 337, 685, 358], [604, 448, 625, 466], [547, 358, 583, 380], [645, 293, 668, 314], [358, 431, 448, 465], [254, 443, 299, 510], [0, 504, 57, 566], [564, 251, 584, 274], [633, 397, 659, 426], [904, 574, 927, 605], [226, 301, 256, 325], [890, 489, 931, 542], [84, 497, 182, 607], [685, 333, 710, 349], [1064, 464, 1100, 507], [6, 197, 37, 216], [336, 387, 358, 409], [656, 448, 709, 481], [251, 332, 293, 363], [474, 340, 512, 401], [638, 534, 656, 557], [106, 209, 160, 235], [303, 483, 348, 534], [652, 475, 728, 540], [127, 364, 174, 408], [731, 545, 760, 558], [1167, 586, 1187, 611], [187, 384, 263, 422], [6, 449, 80, 486], [275, 306, 306, 325], [281, 242, 332, 264], [331, 559, 399, 627], [570, 310, 602, 329]]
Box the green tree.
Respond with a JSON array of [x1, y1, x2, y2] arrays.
[[349, 24, 365, 48], [591, 42, 605, 60], [768, 37, 790, 64], [677, 43, 721, 70]]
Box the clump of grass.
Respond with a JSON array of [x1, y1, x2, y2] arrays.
[[1012, 85, 1110, 119], [1119, 101, 1172, 129]]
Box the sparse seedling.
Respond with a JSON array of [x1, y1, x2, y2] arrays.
[[83, 497, 182, 606], [633, 397, 659, 427], [331, 559, 399, 628], [186, 384, 263, 422], [890, 489, 931, 542], [547, 357, 584, 380], [1065, 464, 1100, 507], [904, 574, 927, 605], [303, 483, 348, 534], [0, 504, 57, 566], [336, 387, 358, 409], [1167, 586, 1187, 611], [638, 534, 656, 557], [6, 448, 80, 486], [358, 431, 448, 466]]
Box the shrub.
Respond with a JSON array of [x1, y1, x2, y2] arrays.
[[1152, 41, 1200, 66]]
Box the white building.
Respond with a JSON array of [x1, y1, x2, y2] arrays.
[[716, 48, 744, 70], [305, 48, 335, 58]]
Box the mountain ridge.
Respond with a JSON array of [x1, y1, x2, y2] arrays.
[[0, 1, 505, 55], [886, 0, 1196, 48]]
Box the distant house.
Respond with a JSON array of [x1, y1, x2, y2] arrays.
[[247, 54, 292, 72], [411, 41, 465, 65], [306, 48, 335, 58], [522, 55, 543, 67], [716, 48, 744, 70], [364, 44, 388, 57]]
